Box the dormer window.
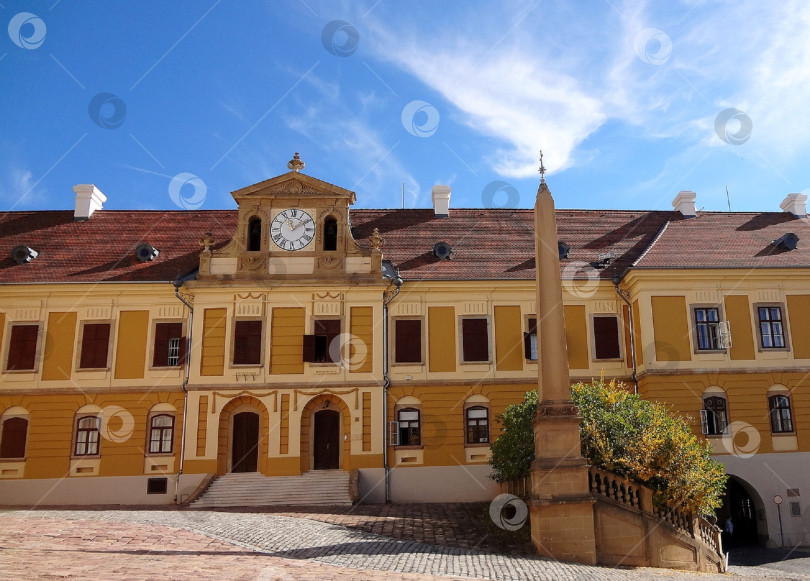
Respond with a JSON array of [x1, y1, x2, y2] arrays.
[[247, 217, 262, 251], [324, 217, 338, 251]]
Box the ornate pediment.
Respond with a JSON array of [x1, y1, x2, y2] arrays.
[[196, 153, 382, 283], [231, 163, 356, 205]]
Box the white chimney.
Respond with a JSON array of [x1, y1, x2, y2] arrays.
[[73, 184, 107, 220], [432, 185, 451, 217], [780, 193, 807, 217], [672, 190, 697, 218]]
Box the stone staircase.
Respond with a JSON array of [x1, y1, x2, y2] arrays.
[[191, 470, 353, 508]]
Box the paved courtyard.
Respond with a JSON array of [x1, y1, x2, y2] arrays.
[[1, 506, 808, 580]]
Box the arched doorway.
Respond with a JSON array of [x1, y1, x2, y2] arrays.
[[718, 475, 766, 546], [231, 411, 259, 473], [299, 394, 350, 473], [216, 396, 270, 475], [313, 409, 340, 470]]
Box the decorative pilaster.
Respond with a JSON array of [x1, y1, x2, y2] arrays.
[[529, 153, 597, 564]]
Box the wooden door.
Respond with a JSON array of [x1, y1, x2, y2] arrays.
[[231, 412, 259, 473], [313, 410, 340, 470]]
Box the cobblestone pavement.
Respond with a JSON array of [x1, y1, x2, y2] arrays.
[[1, 508, 808, 580]]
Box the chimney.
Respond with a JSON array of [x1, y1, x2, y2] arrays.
[[73, 184, 107, 220], [432, 185, 451, 217], [672, 190, 697, 218], [780, 193, 807, 217]]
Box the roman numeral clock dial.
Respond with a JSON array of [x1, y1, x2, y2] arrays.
[[270, 209, 315, 251]]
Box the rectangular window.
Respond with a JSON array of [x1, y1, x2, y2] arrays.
[[0, 417, 28, 458], [153, 322, 185, 367], [466, 407, 489, 444], [758, 306, 786, 348], [148, 414, 175, 453], [394, 319, 422, 363], [147, 477, 168, 495], [524, 317, 538, 360], [769, 395, 794, 433], [74, 416, 100, 456], [593, 315, 621, 359], [233, 320, 262, 365], [694, 307, 722, 350], [462, 318, 489, 362], [700, 396, 728, 436], [790, 501, 802, 517], [6, 324, 38, 371], [397, 409, 420, 446], [79, 323, 111, 369], [303, 319, 340, 363]]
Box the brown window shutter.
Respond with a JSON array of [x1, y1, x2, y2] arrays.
[[234, 320, 262, 365], [524, 318, 537, 359], [462, 318, 488, 362], [7, 325, 38, 370], [395, 320, 422, 363], [153, 323, 170, 367], [0, 417, 28, 458], [177, 336, 187, 367], [302, 334, 316, 362], [80, 323, 110, 369], [593, 316, 621, 359]]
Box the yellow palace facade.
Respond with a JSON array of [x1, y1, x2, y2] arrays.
[[1, 158, 808, 547]]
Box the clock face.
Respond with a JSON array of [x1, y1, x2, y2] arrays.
[[271, 209, 315, 251]]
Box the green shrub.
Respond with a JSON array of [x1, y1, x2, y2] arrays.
[[489, 380, 727, 516]]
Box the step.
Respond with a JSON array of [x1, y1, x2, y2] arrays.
[[191, 470, 353, 508]]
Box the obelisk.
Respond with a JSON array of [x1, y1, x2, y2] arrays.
[[529, 153, 596, 564]]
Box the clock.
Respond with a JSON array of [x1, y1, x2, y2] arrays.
[[270, 209, 315, 251]]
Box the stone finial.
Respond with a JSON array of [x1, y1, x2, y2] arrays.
[[199, 232, 215, 252], [369, 228, 384, 251], [287, 152, 305, 172]]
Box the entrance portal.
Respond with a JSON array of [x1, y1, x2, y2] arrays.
[[313, 409, 340, 470], [231, 411, 259, 473], [719, 476, 761, 546]]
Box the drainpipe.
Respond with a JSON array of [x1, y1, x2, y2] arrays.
[[172, 278, 194, 504], [382, 274, 402, 504], [612, 273, 638, 395]]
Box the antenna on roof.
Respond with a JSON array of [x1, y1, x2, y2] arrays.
[[402, 182, 405, 210], [726, 186, 731, 212]]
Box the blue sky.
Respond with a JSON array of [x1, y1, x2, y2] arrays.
[[2, 1, 809, 213]]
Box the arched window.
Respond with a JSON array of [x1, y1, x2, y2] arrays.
[[769, 394, 794, 433], [0, 416, 28, 458], [247, 217, 262, 251], [75, 416, 100, 456], [701, 395, 728, 436], [323, 217, 338, 251], [397, 408, 420, 446], [149, 414, 175, 453], [466, 406, 489, 444]]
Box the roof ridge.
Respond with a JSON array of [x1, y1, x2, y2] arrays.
[[632, 220, 670, 267]]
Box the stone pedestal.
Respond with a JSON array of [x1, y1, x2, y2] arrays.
[[529, 402, 597, 564]]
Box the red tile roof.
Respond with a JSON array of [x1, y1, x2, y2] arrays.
[[1, 207, 808, 285], [349, 209, 670, 280], [633, 212, 810, 269], [0, 211, 236, 284]]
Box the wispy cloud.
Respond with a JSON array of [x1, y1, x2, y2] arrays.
[[359, 0, 810, 188], [283, 103, 420, 207]]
